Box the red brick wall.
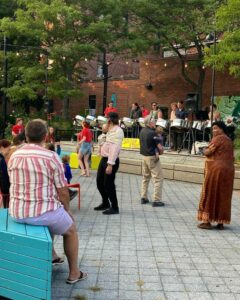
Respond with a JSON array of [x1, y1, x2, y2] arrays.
[[54, 56, 240, 119]]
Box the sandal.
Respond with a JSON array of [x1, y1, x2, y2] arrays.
[[197, 222, 212, 230], [66, 271, 88, 284], [52, 257, 64, 266]]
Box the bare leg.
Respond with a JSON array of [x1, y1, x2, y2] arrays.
[[63, 223, 80, 279], [78, 153, 85, 175], [84, 154, 90, 176]]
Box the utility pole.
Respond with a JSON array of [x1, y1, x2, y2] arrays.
[[102, 50, 108, 114], [210, 31, 216, 138], [1, 34, 8, 138]]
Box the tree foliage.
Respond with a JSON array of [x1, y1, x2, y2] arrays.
[[129, 0, 222, 105], [0, 0, 130, 118], [204, 0, 240, 78]]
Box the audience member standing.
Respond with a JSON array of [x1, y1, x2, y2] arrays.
[[62, 155, 72, 184], [139, 116, 164, 207], [45, 126, 55, 145], [104, 101, 117, 117], [78, 121, 92, 177], [12, 118, 24, 137], [94, 112, 124, 215]]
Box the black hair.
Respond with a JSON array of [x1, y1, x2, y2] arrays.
[[108, 112, 119, 125], [212, 121, 235, 141]]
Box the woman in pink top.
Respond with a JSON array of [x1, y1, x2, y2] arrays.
[[94, 112, 124, 215], [78, 121, 93, 177]]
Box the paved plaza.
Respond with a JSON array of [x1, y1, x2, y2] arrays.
[[53, 169, 240, 300]]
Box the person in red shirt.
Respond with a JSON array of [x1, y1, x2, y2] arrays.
[[104, 101, 117, 117], [140, 105, 149, 118], [12, 118, 24, 137], [78, 121, 93, 177]]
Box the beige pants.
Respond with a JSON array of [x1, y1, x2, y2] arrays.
[[141, 156, 163, 202]]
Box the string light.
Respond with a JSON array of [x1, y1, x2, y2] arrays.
[[202, 65, 205, 69], [84, 58, 88, 62], [125, 61, 129, 65], [164, 62, 167, 67], [145, 62, 149, 66], [16, 52, 20, 56], [184, 63, 188, 68]]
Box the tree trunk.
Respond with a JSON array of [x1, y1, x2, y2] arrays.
[[62, 72, 71, 120]]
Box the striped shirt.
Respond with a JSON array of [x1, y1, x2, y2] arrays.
[[8, 144, 67, 219]]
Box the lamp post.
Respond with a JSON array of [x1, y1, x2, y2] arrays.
[[102, 50, 108, 114], [1, 34, 8, 138], [210, 31, 216, 138]]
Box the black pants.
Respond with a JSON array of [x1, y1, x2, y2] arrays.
[[173, 131, 184, 151], [96, 157, 119, 209]]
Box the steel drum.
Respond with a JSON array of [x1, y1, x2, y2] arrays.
[[204, 121, 212, 129], [74, 115, 85, 126], [86, 115, 96, 127], [192, 121, 203, 131], [171, 118, 188, 129], [138, 117, 145, 128], [156, 118, 169, 130], [97, 116, 108, 128], [123, 117, 134, 128]]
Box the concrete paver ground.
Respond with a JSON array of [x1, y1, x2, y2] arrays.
[[53, 169, 240, 300]]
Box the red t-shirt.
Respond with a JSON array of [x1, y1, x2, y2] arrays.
[[81, 127, 92, 143], [104, 107, 117, 117], [142, 109, 149, 118], [12, 124, 24, 136]]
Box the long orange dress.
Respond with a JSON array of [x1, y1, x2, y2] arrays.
[[198, 134, 235, 224]]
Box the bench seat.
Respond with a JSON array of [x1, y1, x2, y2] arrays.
[[0, 209, 52, 300]]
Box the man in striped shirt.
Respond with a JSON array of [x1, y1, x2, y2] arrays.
[[8, 119, 87, 284]]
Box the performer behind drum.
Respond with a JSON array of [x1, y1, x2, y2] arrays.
[[140, 104, 149, 117], [104, 101, 117, 117], [172, 101, 188, 151], [208, 104, 221, 121], [170, 102, 177, 121], [149, 102, 159, 120], [168, 102, 177, 149], [130, 103, 142, 138]]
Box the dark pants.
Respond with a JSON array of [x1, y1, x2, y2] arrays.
[[173, 131, 184, 151], [2, 194, 9, 208], [96, 157, 119, 209]]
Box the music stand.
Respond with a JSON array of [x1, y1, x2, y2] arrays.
[[178, 112, 196, 154]]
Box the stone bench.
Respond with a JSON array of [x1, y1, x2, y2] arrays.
[[0, 209, 52, 300]]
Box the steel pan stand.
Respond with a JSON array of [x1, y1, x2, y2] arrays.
[[178, 127, 196, 154]]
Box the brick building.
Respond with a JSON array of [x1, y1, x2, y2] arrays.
[[54, 54, 240, 119]]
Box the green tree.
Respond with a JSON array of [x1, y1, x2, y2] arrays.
[[130, 0, 222, 107], [204, 0, 240, 78], [0, 0, 129, 118]]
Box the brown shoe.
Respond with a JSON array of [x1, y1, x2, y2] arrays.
[[197, 222, 212, 230]]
